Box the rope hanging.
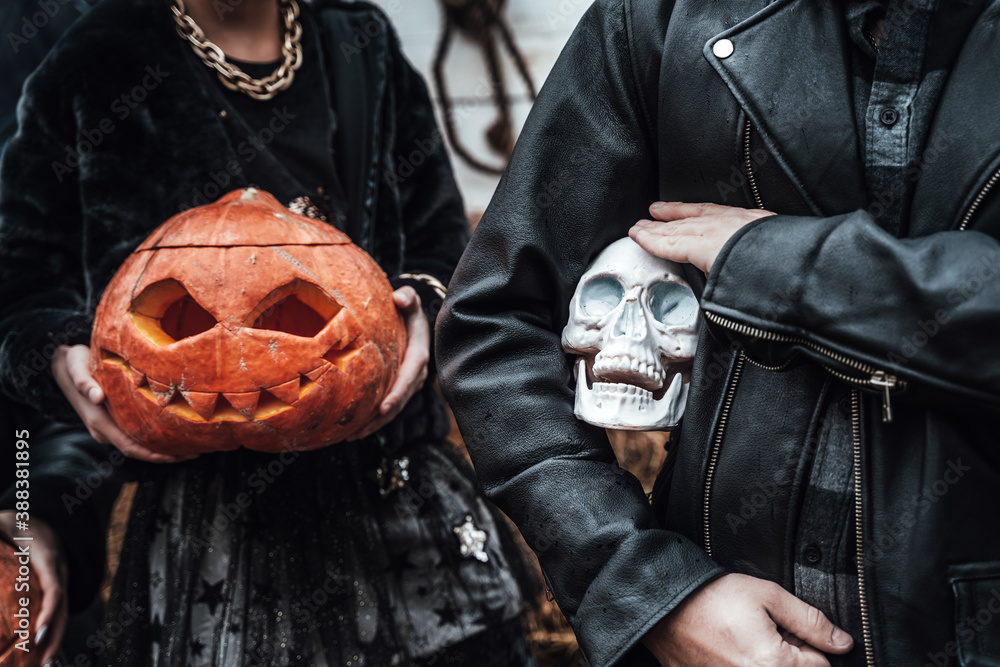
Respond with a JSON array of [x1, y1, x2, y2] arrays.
[[433, 0, 538, 175]]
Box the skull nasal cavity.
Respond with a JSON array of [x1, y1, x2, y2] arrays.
[[612, 300, 645, 339]]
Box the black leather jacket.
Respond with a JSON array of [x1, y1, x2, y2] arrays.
[[437, 1, 1000, 665]]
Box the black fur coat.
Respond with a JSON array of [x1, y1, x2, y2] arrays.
[[0, 0, 469, 432]]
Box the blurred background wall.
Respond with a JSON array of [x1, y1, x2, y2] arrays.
[[367, 0, 594, 216]]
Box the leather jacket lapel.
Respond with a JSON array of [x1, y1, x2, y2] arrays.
[[704, 0, 868, 216], [909, 1, 1000, 235]]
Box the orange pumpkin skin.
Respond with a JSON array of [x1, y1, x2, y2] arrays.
[[0, 539, 42, 667], [90, 188, 406, 454]]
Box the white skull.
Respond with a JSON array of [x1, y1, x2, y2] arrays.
[[562, 237, 699, 430]]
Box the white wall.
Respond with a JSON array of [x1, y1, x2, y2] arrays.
[[369, 0, 595, 214]]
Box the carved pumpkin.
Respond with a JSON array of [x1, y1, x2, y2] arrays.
[[0, 537, 42, 667], [91, 188, 405, 454]]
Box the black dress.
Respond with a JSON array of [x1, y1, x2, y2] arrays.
[[102, 6, 534, 666]]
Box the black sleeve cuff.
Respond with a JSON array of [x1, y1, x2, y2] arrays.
[[1, 312, 92, 422]]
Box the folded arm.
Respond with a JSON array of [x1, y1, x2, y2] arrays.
[[436, 2, 726, 664]]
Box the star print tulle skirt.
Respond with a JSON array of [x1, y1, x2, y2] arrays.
[[100, 439, 537, 667]]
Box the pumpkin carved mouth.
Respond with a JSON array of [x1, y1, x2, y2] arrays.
[[100, 345, 359, 423]]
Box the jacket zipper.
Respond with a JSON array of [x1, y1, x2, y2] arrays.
[[741, 124, 791, 381], [702, 311, 904, 424], [959, 165, 1000, 230], [702, 352, 746, 557], [703, 119, 885, 665], [850, 389, 876, 667], [711, 118, 988, 667], [744, 118, 763, 209], [701, 119, 763, 557]]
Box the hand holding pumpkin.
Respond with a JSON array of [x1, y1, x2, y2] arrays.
[[52, 345, 193, 463], [347, 286, 430, 441]]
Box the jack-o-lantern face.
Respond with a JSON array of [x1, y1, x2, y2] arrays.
[[91, 188, 405, 454]]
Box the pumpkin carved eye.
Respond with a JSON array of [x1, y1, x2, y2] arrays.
[[130, 279, 217, 345], [244, 279, 341, 338]]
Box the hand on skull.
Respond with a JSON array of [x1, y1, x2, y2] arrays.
[[561, 237, 699, 430]]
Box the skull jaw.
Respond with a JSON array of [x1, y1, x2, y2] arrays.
[[573, 359, 689, 431]]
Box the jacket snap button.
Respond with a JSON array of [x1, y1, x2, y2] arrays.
[[879, 107, 899, 126], [713, 39, 735, 59], [804, 545, 822, 565]]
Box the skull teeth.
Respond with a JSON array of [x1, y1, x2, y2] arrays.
[[591, 354, 666, 391], [593, 382, 653, 398], [573, 358, 690, 430]]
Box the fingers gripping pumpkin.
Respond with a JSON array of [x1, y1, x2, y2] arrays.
[[90, 188, 406, 454]]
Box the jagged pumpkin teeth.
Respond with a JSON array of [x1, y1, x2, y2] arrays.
[[267, 376, 301, 404], [101, 349, 129, 369], [304, 364, 331, 383], [147, 377, 171, 393], [90, 188, 406, 455], [223, 391, 260, 417], [146, 378, 175, 406], [298, 373, 318, 398], [255, 390, 292, 419], [211, 395, 251, 422], [181, 391, 219, 421], [325, 347, 361, 371]]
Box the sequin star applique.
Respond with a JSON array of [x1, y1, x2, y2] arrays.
[[452, 515, 488, 562]]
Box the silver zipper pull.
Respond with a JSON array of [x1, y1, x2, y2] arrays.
[[870, 371, 897, 423]]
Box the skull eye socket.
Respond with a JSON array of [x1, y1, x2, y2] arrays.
[[245, 279, 341, 338], [579, 276, 624, 318], [130, 279, 218, 345], [648, 281, 698, 326]]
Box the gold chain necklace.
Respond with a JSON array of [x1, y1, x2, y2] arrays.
[[170, 0, 303, 101]]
